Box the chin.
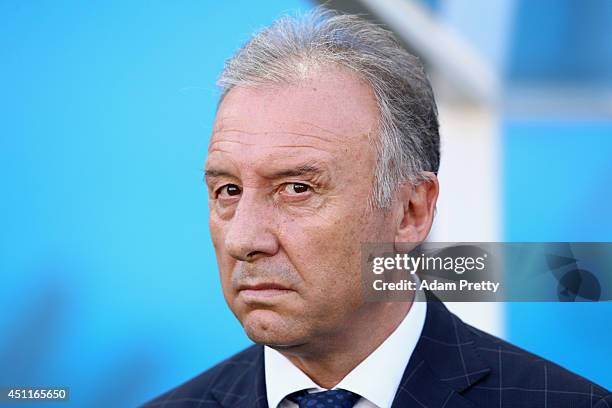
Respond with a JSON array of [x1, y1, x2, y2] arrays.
[[241, 309, 305, 347]]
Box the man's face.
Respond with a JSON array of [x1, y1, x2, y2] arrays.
[[205, 66, 396, 350]]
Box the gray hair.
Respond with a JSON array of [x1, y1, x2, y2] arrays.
[[217, 8, 440, 210]]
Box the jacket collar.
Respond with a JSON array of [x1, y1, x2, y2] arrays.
[[391, 291, 491, 407], [209, 344, 268, 408]]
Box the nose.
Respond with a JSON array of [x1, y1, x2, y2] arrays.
[[223, 188, 280, 262]]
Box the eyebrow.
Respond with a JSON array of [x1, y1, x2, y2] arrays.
[[204, 169, 234, 179], [204, 162, 327, 182], [266, 163, 326, 179]]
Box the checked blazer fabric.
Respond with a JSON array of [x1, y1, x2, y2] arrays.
[[141, 291, 611, 408]]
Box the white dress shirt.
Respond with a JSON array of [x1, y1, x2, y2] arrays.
[[264, 287, 427, 408]]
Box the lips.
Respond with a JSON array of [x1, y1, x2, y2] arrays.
[[238, 282, 291, 291], [237, 282, 294, 301]]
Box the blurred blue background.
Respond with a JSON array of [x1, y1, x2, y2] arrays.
[[1, 1, 610, 407]]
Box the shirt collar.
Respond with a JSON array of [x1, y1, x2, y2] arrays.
[[264, 288, 427, 408]]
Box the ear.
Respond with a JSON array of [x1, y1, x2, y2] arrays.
[[394, 173, 439, 246]]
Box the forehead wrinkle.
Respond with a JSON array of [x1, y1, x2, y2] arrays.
[[208, 140, 335, 154], [292, 120, 366, 140], [205, 146, 236, 155], [212, 128, 339, 144]]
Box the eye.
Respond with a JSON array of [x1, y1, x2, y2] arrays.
[[282, 183, 311, 195], [216, 184, 241, 197]]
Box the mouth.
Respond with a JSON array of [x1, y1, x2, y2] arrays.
[[237, 282, 295, 301]]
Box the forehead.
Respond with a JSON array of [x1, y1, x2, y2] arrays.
[[209, 67, 380, 164]]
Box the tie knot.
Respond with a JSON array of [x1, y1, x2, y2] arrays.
[[288, 389, 361, 408]]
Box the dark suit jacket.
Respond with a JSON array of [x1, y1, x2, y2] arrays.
[[141, 293, 611, 407]]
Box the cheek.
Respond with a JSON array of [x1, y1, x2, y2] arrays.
[[209, 209, 224, 245], [209, 217, 234, 293], [280, 211, 368, 298]]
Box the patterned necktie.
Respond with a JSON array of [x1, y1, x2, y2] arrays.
[[287, 389, 361, 408]]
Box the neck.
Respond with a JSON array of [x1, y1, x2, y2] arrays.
[[275, 299, 413, 389]]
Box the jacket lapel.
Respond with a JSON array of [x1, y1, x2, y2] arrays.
[[391, 353, 477, 408], [391, 292, 491, 407], [210, 345, 269, 408]]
